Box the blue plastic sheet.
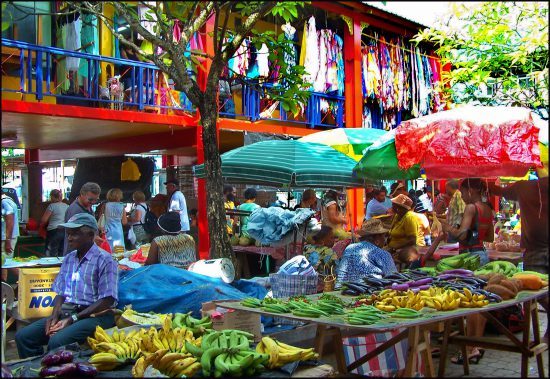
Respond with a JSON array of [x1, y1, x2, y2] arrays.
[[117, 264, 267, 317], [247, 207, 314, 244]]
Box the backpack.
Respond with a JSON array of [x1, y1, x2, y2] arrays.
[[142, 205, 158, 235]]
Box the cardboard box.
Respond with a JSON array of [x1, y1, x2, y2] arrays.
[[201, 301, 262, 342], [17, 267, 60, 319]]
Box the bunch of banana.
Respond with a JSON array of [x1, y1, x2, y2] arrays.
[[132, 349, 201, 378], [423, 290, 461, 311], [436, 252, 480, 272], [188, 330, 254, 356], [89, 352, 126, 371], [458, 287, 489, 308], [477, 260, 518, 277], [202, 347, 268, 377], [173, 312, 213, 336], [374, 298, 397, 312], [388, 291, 425, 311], [93, 338, 142, 360], [256, 336, 318, 369], [88, 326, 146, 352], [375, 289, 398, 300], [389, 307, 423, 318], [241, 297, 263, 308], [346, 305, 387, 325]]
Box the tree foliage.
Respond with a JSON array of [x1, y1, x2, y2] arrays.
[[59, 1, 311, 264], [412, 2, 549, 118]]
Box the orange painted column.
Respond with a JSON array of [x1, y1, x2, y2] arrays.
[[344, 16, 365, 232], [196, 16, 215, 259]]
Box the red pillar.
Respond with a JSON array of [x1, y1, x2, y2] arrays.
[[344, 16, 365, 231], [195, 15, 216, 259]]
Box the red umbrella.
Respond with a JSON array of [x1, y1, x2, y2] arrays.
[[394, 106, 542, 179]]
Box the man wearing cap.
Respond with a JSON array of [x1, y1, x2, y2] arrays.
[[387, 194, 425, 255], [165, 180, 190, 232], [335, 219, 397, 287], [15, 213, 118, 358]]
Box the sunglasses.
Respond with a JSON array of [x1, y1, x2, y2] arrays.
[[86, 197, 98, 203]]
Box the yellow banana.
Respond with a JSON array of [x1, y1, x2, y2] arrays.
[[255, 341, 266, 354], [179, 361, 202, 377], [112, 329, 120, 342], [89, 352, 121, 365], [132, 356, 146, 378], [261, 337, 280, 369], [158, 353, 189, 372]]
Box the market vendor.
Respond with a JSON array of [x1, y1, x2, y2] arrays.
[[365, 186, 392, 220], [303, 225, 339, 276], [15, 213, 118, 358], [386, 194, 425, 256], [321, 189, 350, 239], [335, 219, 396, 286], [144, 211, 196, 268]]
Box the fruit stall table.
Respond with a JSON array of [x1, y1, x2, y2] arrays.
[[418, 243, 523, 264], [216, 289, 548, 378]]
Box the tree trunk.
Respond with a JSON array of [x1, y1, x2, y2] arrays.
[[198, 99, 239, 277]]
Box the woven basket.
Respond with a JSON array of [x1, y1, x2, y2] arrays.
[[323, 266, 336, 293]]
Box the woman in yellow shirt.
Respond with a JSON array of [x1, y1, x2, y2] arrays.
[[387, 194, 425, 255]]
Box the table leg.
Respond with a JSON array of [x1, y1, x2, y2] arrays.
[[438, 319, 452, 377], [521, 299, 533, 378], [404, 325, 420, 377], [457, 316, 469, 375], [314, 324, 327, 357], [531, 302, 546, 378], [421, 329, 435, 377], [331, 327, 347, 375]]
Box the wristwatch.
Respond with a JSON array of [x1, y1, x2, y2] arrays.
[[71, 313, 79, 323]]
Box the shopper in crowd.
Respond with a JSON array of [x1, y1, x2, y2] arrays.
[[63, 182, 103, 255], [223, 185, 237, 235], [440, 178, 494, 364], [128, 190, 150, 247], [488, 175, 548, 342], [294, 189, 318, 211], [444, 180, 466, 242], [98, 188, 127, 253], [2, 193, 20, 281], [387, 194, 425, 256], [237, 188, 261, 238], [144, 212, 196, 268], [321, 189, 349, 239], [165, 180, 190, 232], [389, 181, 408, 198], [396, 233, 445, 269], [418, 186, 434, 212], [188, 208, 199, 260], [15, 213, 117, 358], [303, 225, 338, 276], [40, 189, 69, 257], [365, 186, 392, 220], [412, 199, 432, 246], [335, 219, 396, 286]]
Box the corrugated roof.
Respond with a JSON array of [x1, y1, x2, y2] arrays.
[[362, 1, 442, 28]]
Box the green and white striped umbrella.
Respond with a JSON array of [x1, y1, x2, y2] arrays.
[[193, 139, 365, 188]]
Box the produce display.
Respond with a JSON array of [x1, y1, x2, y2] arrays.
[[475, 260, 519, 276], [37, 350, 98, 378], [256, 336, 318, 369], [435, 252, 480, 272]]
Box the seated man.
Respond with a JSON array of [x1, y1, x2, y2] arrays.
[[335, 219, 397, 286], [396, 234, 445, 269], [15, 213, 118, 358]]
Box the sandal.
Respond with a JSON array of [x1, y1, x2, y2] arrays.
[[450, 349, 485, 365]]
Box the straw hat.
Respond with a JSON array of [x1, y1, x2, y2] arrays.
[[391, 194, 413, 210], [357, 219, 389, 237]]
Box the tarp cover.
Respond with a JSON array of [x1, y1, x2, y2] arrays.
[[394, 106, 542, 179], [117, 264, 267, 317], [247, 207, 314, 245]]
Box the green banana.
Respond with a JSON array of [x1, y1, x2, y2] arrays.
[[201, 347, 224, 375], [185, 340, 203, 357], [202, 331, 220, 350], [214, 352, 230, 374]]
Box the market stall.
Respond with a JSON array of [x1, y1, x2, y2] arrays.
[[217, 286, 548, 377]]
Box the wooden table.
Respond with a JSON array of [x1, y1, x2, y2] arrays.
[[217, 289, 548, 377]]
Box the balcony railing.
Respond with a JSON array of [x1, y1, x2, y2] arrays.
[[1, 38, 344, 128]]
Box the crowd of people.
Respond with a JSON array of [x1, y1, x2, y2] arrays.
[[3, 174, 547, 361]]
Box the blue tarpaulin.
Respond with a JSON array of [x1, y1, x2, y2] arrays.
[[247, 207, 314, 245], [117, 264, 267, 317]]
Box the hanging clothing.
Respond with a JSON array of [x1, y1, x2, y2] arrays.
[[256, 43, 270, 78], [121, 158, 141, 181], [314, 29, 328, 93], [65, 18, 82, 71], [78, 13, 100, 79], [303, 16, 319, 87], [282, 23, 297, 72]]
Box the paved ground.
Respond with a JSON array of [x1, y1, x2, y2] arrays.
[[4, 306, 548, 377]]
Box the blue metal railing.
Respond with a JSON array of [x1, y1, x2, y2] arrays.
[[1, 38, 194, 113], [2, 38, 345, 128]]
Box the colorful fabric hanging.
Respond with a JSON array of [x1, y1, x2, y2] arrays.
[[303, 16, 319, 87]]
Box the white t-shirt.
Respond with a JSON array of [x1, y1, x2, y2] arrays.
[[2, 196, 20, 240], [418, 193, 433, 212], [168, 191, 190, 232], [46, 202, 69, 230]]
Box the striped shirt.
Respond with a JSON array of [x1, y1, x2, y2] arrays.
[[154, 234, 196, 268], [52, 244, 119, 306]]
